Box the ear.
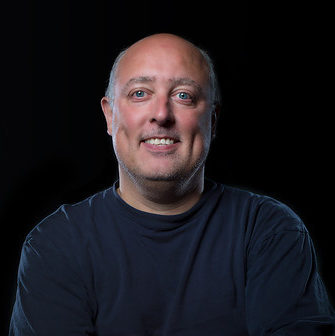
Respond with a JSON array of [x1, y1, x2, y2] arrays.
[[101, 97, 113, 136], [211, 103, 220, 140]]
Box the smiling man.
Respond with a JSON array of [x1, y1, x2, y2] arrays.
[[10, 34, 335, 335], [101, 34, 216, 215]]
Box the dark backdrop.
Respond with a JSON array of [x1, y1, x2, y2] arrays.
[[2, 0, 333, 334]]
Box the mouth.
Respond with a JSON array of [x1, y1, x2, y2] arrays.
[[142, 137, 180, 146]]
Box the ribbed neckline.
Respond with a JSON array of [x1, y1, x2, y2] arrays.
[[109, 178, 223, 232]]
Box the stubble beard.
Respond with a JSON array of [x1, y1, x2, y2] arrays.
[[116, 149, 208, 189]]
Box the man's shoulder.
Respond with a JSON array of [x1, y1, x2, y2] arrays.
[[217, 183, 306, 237], [26, 186, 115, 246], [223, 184, 300, 219]]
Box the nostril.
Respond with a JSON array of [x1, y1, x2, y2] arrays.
[[150, 112, 175, 126], [149, 98, 174, 124], [150, 115, 175, 126]]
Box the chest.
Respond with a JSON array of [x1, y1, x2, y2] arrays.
[[92, 221, 249, 335]]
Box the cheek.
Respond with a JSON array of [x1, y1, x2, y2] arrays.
[[112, 104, 143, 139], [181, 111, 212, 141], [199, 112, 212, 135], [192, 112, 213, 154]]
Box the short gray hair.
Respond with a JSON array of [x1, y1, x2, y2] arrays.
[[105, 43, 221, 109], [105, 49, 127, 106]]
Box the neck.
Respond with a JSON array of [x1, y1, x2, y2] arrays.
[[117, 168, 205, 215]]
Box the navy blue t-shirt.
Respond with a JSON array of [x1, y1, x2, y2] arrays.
[[10, 180, 335, 335]]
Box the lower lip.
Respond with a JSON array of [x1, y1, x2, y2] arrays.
[[141, 141, 179, 152]]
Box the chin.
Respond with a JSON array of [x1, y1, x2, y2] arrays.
[[141, 171, 183, 182], [140, 165, 203, 184]]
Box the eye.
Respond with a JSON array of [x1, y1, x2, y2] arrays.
[[133, 90, 146, 98], [177, 92, 191, 100]]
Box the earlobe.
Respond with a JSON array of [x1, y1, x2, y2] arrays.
[[101, 97, 113, 136]]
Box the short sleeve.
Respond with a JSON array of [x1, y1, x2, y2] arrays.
[[9, 218, 96, 335]]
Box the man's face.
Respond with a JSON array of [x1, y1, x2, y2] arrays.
[[103, 35, 214, 184]]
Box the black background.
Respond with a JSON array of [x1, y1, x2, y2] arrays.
[[1, 0, 334, 334]]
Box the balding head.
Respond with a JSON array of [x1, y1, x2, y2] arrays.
[[105, 33, 220, 110]]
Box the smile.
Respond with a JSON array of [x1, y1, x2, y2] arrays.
[[144, 138, 176, 145]]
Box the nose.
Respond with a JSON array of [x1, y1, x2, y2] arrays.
[[150, 95, 175, 127]]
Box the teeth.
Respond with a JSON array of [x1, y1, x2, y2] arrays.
[[144, 138, 175, 145]]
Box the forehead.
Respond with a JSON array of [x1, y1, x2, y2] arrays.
[[115, 36, 209, 88]]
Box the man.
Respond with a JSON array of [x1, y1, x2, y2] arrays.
[[10, 33, 335, 335]]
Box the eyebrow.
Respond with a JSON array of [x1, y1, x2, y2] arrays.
[[121, 76, 203, 94], [169, 77, 202, 92], [122, 76, 156, 94]]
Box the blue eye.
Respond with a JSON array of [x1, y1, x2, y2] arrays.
[[178, 92, 191, 100], [134, 90, 145, 97]]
